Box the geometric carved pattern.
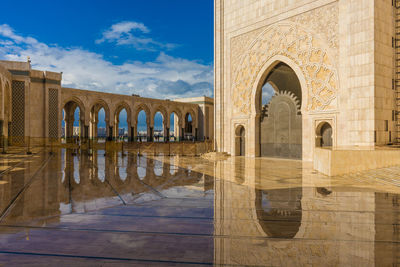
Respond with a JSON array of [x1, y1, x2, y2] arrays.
[[11, 81, 25, 143], [261, 91, 301, 121], [48, 88, 59, 138], [232, 23, 338, 115]]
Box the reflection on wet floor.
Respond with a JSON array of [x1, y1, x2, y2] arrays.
[[1, 149, 400, 265]]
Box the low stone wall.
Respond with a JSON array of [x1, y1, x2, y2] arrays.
[[55, 140, 214, 156], [314, 147, 400, 176], [123, 141, 214, 156]]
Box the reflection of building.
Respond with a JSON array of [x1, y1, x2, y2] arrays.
[[214, 1, 400, 174], [213, 157, 400, 266]]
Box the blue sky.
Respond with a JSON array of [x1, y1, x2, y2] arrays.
[[0, 1, 213, 130]]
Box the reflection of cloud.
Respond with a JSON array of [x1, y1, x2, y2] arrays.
[[96, 21, 176, 51], [0, 24, 213, 100], [262, 83, 275, 106]]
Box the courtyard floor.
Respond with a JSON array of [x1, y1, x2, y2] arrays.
[[0, 148, 400, 266]]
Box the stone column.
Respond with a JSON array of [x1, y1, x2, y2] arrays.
[[108, 126, 113, 141], [0, 120, 3, 148], [166, 127, 170, 143]]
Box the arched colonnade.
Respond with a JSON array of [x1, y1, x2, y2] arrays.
[[60, 88, 199, 143]]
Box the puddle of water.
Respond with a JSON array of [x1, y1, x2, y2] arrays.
[[0, 148, 400, 265]]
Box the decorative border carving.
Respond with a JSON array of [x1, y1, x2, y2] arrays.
[[232, 22, 338, 115]]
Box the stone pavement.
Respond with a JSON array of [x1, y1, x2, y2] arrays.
[[0, 149, 400, 266]]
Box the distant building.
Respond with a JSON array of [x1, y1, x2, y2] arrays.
[[97, 127, 106, 137], [118, 128, 127, 136], [72, 126, 80, 136]]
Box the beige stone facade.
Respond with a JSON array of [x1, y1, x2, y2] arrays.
[[0, 59, 213, 146], [214, 0, 398, 164]]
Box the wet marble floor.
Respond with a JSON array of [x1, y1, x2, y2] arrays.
[[1, 149, 400, 266]]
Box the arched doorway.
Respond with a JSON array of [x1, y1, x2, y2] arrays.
[[258, 62, 302, 159], [184, 113, 193, 140], [235, 125, 245, 156], [63, 100, 84, 143], [137, 110, 148, 142], [316, 122, 333, 148], [170, 112, 179, 141], [153, 111, 164, 142], [115, 108, 128, 141], [90, 102, 109, 142]]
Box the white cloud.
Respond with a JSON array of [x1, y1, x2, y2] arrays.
[[95, 21, 175, 51], [0, 24, 213, 99]]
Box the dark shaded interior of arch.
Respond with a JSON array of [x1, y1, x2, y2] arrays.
[[263, 62, 302, 106], [255, 188, 302, 238], [260, 62, 303, 159]]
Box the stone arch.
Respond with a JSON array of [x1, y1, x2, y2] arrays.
[[256, 60, 303, 159], [62, 96, 86, 115], [253, 56, 307, 116], [114, 101, 132, 140], [152, 105, 168, 122], [169, 107, 182, 124], [62, 96, 86, 141], [183, 108, 197, 140], [89, 99, 111, 140], [152, 105, 168, 141], [233, 22, 338, 116], [235, 125, 245, 156], [134, 103, 151, 141], [134, 103, 151, 123], [90, 99, 111, 123], [169, 107, 182, 141], [316, 121, 333, 148], [114, 101, 132, 124]]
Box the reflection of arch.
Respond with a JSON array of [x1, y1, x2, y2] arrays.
[[316, 121, 333, 148], [137, 155, 147, 180], [154, 160, 164, 177], [97, 152, 106, 182], [118, 153, 128, 181], [255, 188, 302, 238], [235, 125, 245, 156]]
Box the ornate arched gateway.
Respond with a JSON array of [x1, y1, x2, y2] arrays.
[[259, 63, 302, 159], [229, 23, 338, 160]]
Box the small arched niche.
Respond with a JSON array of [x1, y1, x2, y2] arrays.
[[316, 122, 333, 148], [235, 125, 246, 156]]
